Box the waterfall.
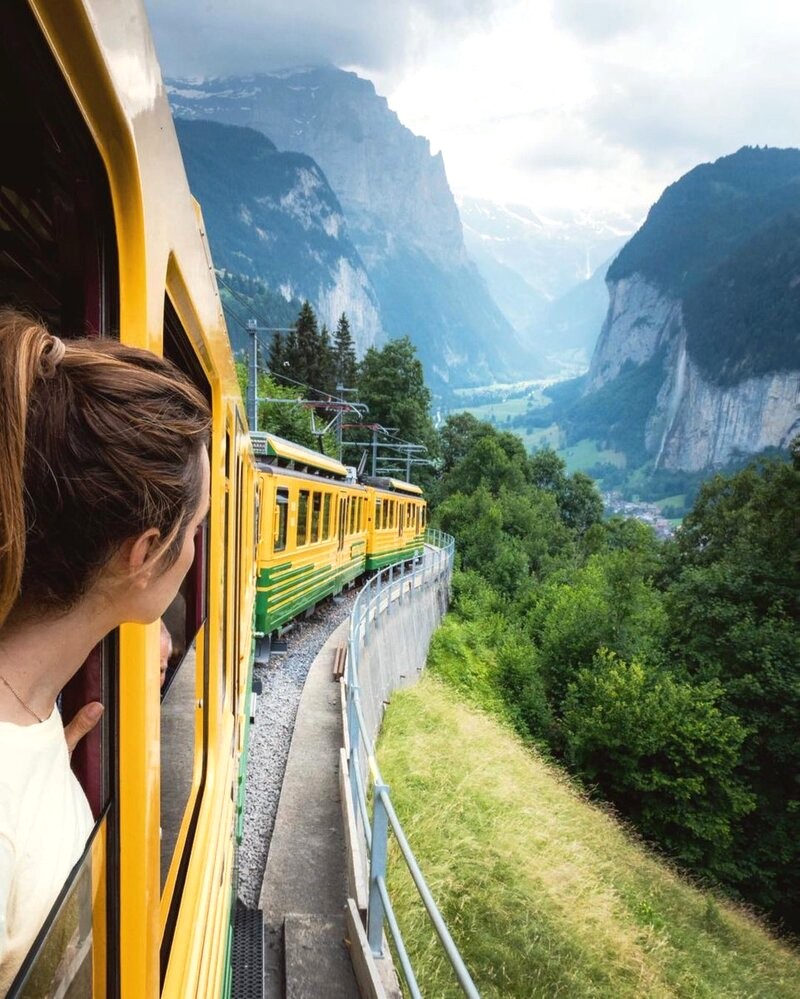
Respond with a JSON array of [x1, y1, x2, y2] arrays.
[[655, 334, 688, 467]]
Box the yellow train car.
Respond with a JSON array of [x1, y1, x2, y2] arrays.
[[253, 433, 368, 646], [4, 2, 258, 997], [363, 477, 427, 571]]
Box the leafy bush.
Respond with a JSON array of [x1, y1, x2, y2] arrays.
[[562, 650, 753, 875]]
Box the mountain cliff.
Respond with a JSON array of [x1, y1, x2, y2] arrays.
[[168, 69, 540, 392], [174, 119, 381, 355], [585, 147, 800, 471]]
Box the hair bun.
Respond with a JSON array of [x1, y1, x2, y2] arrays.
[[38, 336, 66, 379]]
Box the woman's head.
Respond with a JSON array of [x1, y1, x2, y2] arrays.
[[0, 308, 212, 628]]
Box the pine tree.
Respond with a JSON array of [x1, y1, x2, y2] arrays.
[[268, 330, 285, 375], [334, 313, 358, 390], [292, 300, 319, 386], [316, 323, 337, 397]]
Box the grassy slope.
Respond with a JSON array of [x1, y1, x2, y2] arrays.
[[377, 677, 800, 998]]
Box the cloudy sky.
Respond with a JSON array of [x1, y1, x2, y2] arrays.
[[147, 0, 800, 216]]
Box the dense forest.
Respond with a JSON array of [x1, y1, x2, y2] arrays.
[[244, 299, 799, 932], [430, 412, 800, 932]]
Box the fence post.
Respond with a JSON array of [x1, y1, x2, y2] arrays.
[[348, 682, 361, 808], [368, 784, 391, 955]]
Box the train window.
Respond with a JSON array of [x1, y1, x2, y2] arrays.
[[375, 497, 382, 529], [8, 826, 104, 998], [254, 479, 261, 557], [274, 488, 288, 552], [337, 495, 347, 551], [398, 503, 404, 536], [349, 496, 357, 534], [322, 493, 332, 540], [357, 497, 363, 532], [297, 490, 309, 546], [233, 440, 245, 717], [311, 491, 322, 543], [159, 298, 212, 923]]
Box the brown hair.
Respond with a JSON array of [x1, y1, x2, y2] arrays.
[[0, 309, 211, 627]]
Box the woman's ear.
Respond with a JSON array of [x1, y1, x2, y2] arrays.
[[127, 528, 161, 585]]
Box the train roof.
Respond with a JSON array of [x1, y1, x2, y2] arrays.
[[251, 432, 348, 478], [360, 475, 424, 497]]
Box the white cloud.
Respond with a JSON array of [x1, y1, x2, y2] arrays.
[[146, 0, 800, 214], [146, 0, 516, 78]]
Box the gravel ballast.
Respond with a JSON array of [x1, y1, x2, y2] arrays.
[[237, 590, 357, 907]]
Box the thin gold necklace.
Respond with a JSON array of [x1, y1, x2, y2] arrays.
[[0, 674, 45, 723]]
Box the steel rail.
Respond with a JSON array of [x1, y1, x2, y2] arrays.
[[343, 530, 480, 996]]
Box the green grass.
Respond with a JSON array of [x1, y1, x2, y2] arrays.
[[518, 423, 564, 452], [560, 437, 627, 474], [377, 677, 800, 998], [657, 494, 687, 510], [452, 386, 552, 425], [453, 397, 532, 422]]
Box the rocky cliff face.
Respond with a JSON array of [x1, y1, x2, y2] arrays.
[[588, 272, 800, 470], [582, 147, 800, 472], [587, 276, 680, 391], [648, 320, 800, 472], [168, 69, 539, 393], [175, 119, 381, 355]]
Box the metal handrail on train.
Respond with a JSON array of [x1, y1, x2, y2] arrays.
[[344, 529, 481, 998]]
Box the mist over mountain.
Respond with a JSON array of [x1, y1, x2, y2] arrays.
[[529, 258, 616, 369], [460, 198, 635, 367], [169, 68, 543, 394]]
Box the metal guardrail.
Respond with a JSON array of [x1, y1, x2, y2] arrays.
[[343, 529, 480, 998]]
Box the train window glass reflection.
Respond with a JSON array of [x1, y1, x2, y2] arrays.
[[274, 487, 288, 552], [297, 490, 309, 546], [322, 493, 331, 539], [311, 491, 321, 543]]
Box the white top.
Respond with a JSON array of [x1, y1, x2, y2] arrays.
[[0, 708, 93, 996]]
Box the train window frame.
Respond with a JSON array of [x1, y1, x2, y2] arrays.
[[274, 487, 289, 552], [297, 490, 310, 546]]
